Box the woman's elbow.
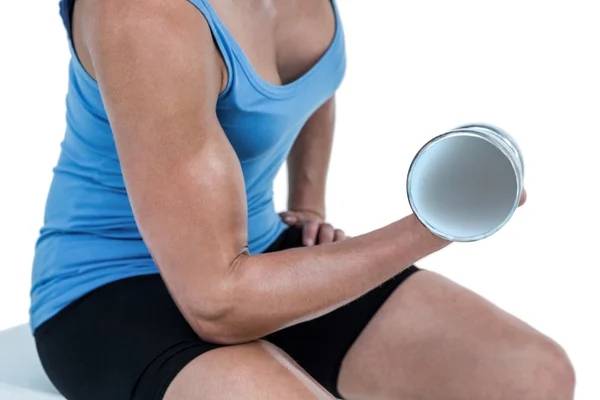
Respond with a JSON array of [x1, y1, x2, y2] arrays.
[[174, 256, 259, 344], [182, 289, 253, 345], [190, 313, 260, 345], [190, 318, 237, 344]]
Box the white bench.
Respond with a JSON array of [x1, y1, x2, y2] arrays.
[[0, 325, 63, 399]]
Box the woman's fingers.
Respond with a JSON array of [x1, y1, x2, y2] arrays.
[[519, 188, 527, 207], [333, 229, 346, 242], [317, 223, 335, 244], [281, 211, 346, 246], [280, 211, 299, 226], [303, 220, 320, 246]]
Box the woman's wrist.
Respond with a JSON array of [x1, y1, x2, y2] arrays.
[[405, 213, 452, 247], [287, 194, 326, 220]]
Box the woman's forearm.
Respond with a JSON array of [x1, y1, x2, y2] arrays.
[[83, 3, 443, 349], [287, 97, 335, 216], [205, 214, 450, 344]]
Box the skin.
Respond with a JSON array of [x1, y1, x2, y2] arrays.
[[71, 0, 573, 399], [164, 341, 337, 400], [337, 269, 574, 400], [282, 96, 341, 246], [75, 0, 449, 345]]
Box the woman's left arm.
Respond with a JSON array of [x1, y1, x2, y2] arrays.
[[283, 96, 346, 245]]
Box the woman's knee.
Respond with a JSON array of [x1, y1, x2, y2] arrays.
[[507, 335, 575, 399], [535, 337, 575, 398], [164, 340, 336, 400]]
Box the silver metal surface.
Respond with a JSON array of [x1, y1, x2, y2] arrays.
[[407, 123, 525, 242]]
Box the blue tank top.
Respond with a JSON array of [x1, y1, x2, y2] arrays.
[[30, 0, 345, 331]]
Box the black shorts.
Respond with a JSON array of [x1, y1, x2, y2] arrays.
[[34, 227, 420, 400]]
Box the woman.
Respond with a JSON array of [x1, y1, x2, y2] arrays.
[[31, 0, 574, 399]]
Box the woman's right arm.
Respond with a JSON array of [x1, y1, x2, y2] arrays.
[[79, 0, 450, 345]]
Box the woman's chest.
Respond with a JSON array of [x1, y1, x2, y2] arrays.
[[207, 0, 346, 162], [211, 0, 338, 87]]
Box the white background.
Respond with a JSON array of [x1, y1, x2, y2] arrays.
[[1, 0, 599, 398]]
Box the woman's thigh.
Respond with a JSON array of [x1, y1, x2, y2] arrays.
[[164, 340, 335, 400], [337, 270, 575, 400], [34, 273, 338, 400], [35, 274, 221, 400], [33, 227, 418, 399]]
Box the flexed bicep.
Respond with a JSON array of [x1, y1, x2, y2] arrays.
[[76, 0, 249, 337]]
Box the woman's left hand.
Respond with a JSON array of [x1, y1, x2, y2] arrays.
[[280, 210, 347, 246]]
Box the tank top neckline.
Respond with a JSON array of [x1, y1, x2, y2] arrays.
[[197, 0, 342, 99], [67, 0, 343, 100]]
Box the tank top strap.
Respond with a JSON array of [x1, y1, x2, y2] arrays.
[[187, 0, 236, 97]]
